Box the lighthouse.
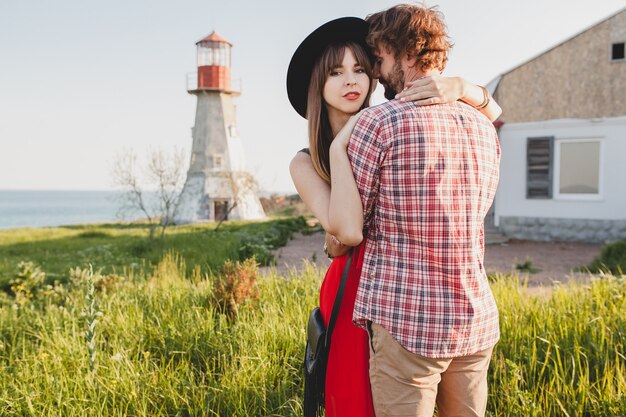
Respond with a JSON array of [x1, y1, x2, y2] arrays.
[[176, 32, 266, 223]]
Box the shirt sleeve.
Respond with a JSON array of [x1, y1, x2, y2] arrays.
[[347, 109, 385, 228]]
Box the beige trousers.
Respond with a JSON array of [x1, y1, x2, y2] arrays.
[[368, 322, 494, 417]]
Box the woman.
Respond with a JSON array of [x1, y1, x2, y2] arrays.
[[286, 17, 501, 417]]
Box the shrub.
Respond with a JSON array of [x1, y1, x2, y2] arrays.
[[9, 261, 46, 298], [236, 216, 310, 266], [2, 262, 69, 308], [515, 257, 541, 274], [213, 257, 259, 319], [238, 238, 274, 266], [266, 216, 308, 247], [587, 239, 626, 274], [70, 266, 125, 293]]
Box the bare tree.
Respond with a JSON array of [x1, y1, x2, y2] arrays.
[[112, 147, 187, 239]]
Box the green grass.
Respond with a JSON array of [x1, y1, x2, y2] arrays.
[[1, 266, 625, 416], [488, 275, 626, 416], [0, 217, 309, 288], [0, 221, 624, 416], [0, 257, 319, 416]]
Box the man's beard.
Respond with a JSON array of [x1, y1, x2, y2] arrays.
[[380, 61, 405, 100], [382, 81, 398, 100]]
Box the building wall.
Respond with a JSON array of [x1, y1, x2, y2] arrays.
[[494, 117, 626, 242], [189, 92, 230, 172], [493, 10, 626, 123]]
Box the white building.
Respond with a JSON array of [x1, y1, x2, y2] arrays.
[[490, 8, 626, 242]]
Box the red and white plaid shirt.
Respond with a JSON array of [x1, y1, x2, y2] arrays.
[[348, 100, 501, 358]]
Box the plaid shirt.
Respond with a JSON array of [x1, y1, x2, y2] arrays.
[[348, 100, 501, 358]]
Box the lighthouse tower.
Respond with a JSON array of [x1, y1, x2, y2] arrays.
[[176, 32, 266, 223]]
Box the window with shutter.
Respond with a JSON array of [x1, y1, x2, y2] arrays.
[[526, 137, 554, 199]]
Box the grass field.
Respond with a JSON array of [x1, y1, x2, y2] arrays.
[[0, 217, 309, 289], [0, 220, 624, 416]]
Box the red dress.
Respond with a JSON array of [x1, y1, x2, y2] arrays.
[[319, 241, 375, 417]]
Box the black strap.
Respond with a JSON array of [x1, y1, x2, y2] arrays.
[[324, 247, 354, 348]]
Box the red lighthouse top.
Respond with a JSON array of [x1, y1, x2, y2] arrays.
[[198, 31, 232, 47], [195, 31, 233, 92]]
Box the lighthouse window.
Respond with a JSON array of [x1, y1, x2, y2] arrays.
[[213, 155, 223, 168], [198, 47, 212, 66], [197, 41, 230, 66], [228, 124, 238, 138]]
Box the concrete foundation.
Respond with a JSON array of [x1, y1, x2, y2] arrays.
[[499, 216, 626, 243]]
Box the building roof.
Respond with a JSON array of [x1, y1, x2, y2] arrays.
[[488, 6, 626, 91], [197, 31, 233, 46]]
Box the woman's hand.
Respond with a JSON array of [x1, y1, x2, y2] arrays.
[[325, 232, 351, 258], [332, 110, 364, 150], [395, 75, 464, 105], [395, 75, 502, 121]]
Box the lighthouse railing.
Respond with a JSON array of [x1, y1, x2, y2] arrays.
[[186, 72, 241, 93]]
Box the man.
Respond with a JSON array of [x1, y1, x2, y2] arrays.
[[347, 4, 501, 417]]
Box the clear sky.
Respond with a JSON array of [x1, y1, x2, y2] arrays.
[[1, 0, 624, 193]]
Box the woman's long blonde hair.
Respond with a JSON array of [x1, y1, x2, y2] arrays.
[[306, 42, 374, 184]]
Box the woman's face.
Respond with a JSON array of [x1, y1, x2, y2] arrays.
[[322, 48, 370, 117]]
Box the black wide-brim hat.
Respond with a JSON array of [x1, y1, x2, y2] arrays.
[[286, 17, 371, 119]]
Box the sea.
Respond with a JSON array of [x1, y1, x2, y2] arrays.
[[0, 190, 133, 230]]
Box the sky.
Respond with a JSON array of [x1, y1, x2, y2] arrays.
[[1, 0, 624, 194]]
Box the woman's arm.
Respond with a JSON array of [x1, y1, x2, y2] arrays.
[[327, 114, 364, 247], [289, 152, 354, 256], [289, 152, 332, 231], [290, 113, 365, 248], [396, 75, 502, 122]]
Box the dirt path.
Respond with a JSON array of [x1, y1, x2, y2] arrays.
[[264, 232, 332, 275], [263, 232, 603, 286], [484, 239, 601, 285]]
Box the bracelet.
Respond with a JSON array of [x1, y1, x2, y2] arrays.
[[475, 86, 490, 109], [323, 242, 334, 259]]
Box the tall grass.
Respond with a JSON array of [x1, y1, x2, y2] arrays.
[[0, 256, 320, 416], [0, 257, 624, 415], [489, 274, 626, 416]]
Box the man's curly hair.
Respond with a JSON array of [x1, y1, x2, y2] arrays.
[[366, 4, 453, 72]]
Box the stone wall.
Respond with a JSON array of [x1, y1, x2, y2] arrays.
[[499, 216, 626, 243]]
